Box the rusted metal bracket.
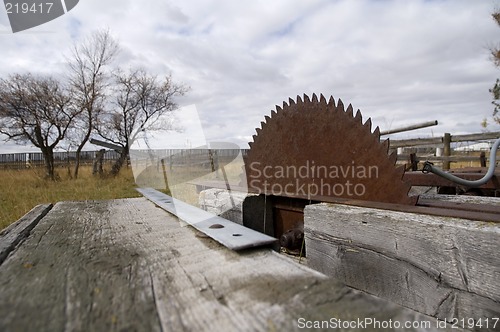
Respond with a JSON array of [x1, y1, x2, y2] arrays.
[[403, 171, 500, 189], [136, 188, 277, 250]]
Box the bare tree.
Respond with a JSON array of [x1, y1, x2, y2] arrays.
[[0, 74, 77, 180], [97, 69, 188, 175], [68, 29, 119, 178]]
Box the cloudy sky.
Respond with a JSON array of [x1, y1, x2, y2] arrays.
[[0, 0, 499, 153]]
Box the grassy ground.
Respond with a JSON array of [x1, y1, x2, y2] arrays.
[[0, 165, 141, 230], [0, 157, 242, 231]]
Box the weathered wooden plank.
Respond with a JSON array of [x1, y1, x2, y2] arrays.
[[0, 198, 461, 331], [304, 203, 500, 330], [390, 131, 500, 147], [89, 138, 124, 151], [0, 203, 52, 265]]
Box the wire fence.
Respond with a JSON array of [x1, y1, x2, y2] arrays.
[[0, 151, 121, 169], [0, 149, 250, 170], [390, 131, 499, 170]]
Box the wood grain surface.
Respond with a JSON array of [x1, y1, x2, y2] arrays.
[[0, 198, 460, 331], [305, 202, 500, 331]]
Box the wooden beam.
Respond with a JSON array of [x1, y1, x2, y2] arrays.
[[450, 132, 500, 142], [390, 131, 500, 148], [89, 138, 124, 151], [389, 137, 443, 148], [380, 120, 438, 136], [397, 154, 489, 163], [304, 203, 500, 326]]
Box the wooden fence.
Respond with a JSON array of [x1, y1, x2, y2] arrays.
[[390, 131, 500, 170], [0, 150, 123, 169]]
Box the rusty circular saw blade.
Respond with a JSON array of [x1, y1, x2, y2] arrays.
[[242, 93, 417, 205]]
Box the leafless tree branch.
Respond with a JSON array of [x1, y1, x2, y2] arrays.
[[67, 29, 119, 178], [0, 74, 78, 179]]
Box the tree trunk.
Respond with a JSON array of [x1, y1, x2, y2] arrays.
[[73, 144, 84, 179], [110, 147, 128, 176], [92, 149, 106, 176], [73, 118, 92, 179], [41, 147, 56, 180]]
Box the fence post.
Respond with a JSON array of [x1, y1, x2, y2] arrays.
[[480, 151, 487, 168], [443, 133, 451, 170], [92, 149, 105, 175], [409, 153, 418, 171]]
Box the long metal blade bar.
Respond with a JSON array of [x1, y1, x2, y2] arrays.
[[136, 188, 277, 250]]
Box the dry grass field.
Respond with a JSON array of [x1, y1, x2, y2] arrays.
[[0, 154, 243, 231], [0, 165, 141, 230]]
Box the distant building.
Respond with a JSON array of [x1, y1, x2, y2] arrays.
[[454, 142, 493, 152]]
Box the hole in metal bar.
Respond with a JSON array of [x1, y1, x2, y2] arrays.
[[232, 233, 242, 237], [209, 224, 225, 229]]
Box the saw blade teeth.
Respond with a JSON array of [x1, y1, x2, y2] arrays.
[[252, 134, 258, 142], [260, 121, 266, 129], [255, 128, 262, 136], [373, 126, 380, 138], [271, 110, 278, 118], [312, 93, 319, 103], [381, 138, 390, 153], [248, 141, 253, 148], [288, 98, 295, 106], [328, 96, 336, 107], [395, 164, 406, 177], [320, 94, 327, 104], [354, 109, 362, 123], [346, 104, 354, 117], [265, 115, 271, 123], [303, 94, 311, 103], [297, 95, 304, 105], [337, 98, 345, 112], [389, 151, 397, 165], [364, 118, 372, 131]]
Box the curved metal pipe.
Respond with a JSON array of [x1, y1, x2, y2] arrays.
[[422, 138, 500, 187]]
